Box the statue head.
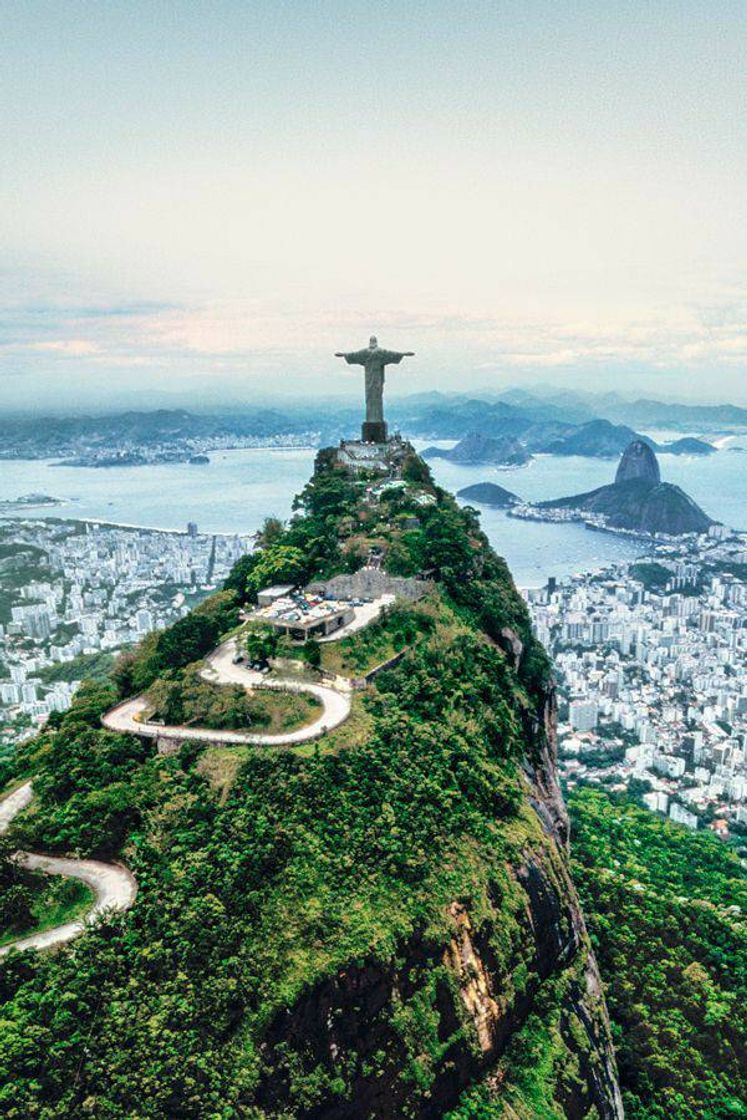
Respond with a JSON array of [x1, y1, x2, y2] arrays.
[[369, 335, 378, 348]]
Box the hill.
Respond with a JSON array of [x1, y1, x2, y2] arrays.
[[423, 431, 532, 466], [544, 419, 642, 458], [539, 441, 713, 536], [456, 481, 521, 507], [660, 436, 715, 456], [0, 446, 623, 1119]]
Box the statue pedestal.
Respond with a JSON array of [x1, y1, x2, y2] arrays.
[[361, 421, 388, 443], [336, 432, 410, 475]]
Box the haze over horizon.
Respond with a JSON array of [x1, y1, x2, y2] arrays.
[[2, 1, 746, 410]]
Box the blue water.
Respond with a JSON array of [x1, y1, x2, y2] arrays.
[[419, 433, 747, 585], [0, 448, 316, 536], [0, 433, 744, 588]]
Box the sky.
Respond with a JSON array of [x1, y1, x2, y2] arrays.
[[1, 0, 746, 411]]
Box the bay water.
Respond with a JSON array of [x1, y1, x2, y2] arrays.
[[1, 432, 744, 588]]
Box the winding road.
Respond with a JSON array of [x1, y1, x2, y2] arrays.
[[0, 637, 351, 957], [0, 781, 137, 959], [102, 637, 351, 746]]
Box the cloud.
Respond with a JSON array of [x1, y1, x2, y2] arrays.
[[30, 339, 100, 356], [0, 275, 746, 404]]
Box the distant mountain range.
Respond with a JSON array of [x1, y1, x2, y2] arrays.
[[0, 388, 742, 462], [422, 418, 716, 467], [389, 388, 747, 437], [0, 408, 322, 461], [472, 387, 747, 431]]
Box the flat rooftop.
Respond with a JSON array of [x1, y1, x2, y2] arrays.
[[253, 591, 355, 639]]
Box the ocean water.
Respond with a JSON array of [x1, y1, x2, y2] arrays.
[[0, 432, 744, 588], [0, 448, 316, 536], [421, 433, 747, 584]]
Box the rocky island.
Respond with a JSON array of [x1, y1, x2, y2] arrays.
[[528, 440, 714, 537], [0, 492, 65, 512], [456, 481, 522, 507], [661, 436, 715, 455]]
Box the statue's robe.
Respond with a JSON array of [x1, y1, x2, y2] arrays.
[[342, 347, 406, 423]]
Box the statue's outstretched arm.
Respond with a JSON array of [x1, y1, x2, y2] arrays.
[[335, 349, 367, 365], [378, 349, 415, 364]]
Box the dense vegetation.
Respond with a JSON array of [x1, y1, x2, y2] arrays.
[[144, 663, 321, 734], [0, 601, 550, 1117], [110, 590, 239, 697], [0, 843, 92, 948], [37, 649, 115, 685], [1, 449, 741, 1117], [629, 561, 673, 590], [569, 788, 746, 1120], [318, 599, 439, 675], [0, 450, 591, 1118]]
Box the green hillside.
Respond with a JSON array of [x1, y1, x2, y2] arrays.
[[569, 788, 746, 1120], [0, 448, 621, 1119]]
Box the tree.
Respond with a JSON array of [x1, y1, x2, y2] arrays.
[[257, 516, 286, 547], [243, 624, 279, 664], [245, 545, 307, 598], [223, 552, 262, 597], [401, 451, 434, 488]]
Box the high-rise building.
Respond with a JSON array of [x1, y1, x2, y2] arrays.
[[569, 699, 598, 731], [136, 609, 153, 634]]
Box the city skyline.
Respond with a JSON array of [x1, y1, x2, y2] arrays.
[[2, 1, 747, 409]]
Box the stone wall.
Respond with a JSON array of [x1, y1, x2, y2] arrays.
[[310, 568, 432, 603]]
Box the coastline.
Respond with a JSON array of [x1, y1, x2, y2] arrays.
[[0, 443, 319, 468], [0, 513, 254, 539]]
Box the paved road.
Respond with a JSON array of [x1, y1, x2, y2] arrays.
[[317, 594, 395, 643], [0, 780, 33, 831], [102, 638, 351, 746], [0, 781, 137, 959]]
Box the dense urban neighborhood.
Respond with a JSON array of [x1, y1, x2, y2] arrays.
[[526, 526, 747, 839], [0, 518, 253, 755]]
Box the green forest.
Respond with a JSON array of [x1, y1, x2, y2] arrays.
[[568, 788, 746, 1120]]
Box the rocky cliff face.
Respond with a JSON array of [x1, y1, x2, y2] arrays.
[[542, 440, 713, 536], [614, 440, 661, 485], [252, 638, 623, 1120]]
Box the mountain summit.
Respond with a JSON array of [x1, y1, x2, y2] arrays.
[[614, 438, 661, 485], [2, 443, 623, 1119], [540, 441, 713, 536]]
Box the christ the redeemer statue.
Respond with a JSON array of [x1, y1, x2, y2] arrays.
[[335, 336, 415, 443]]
